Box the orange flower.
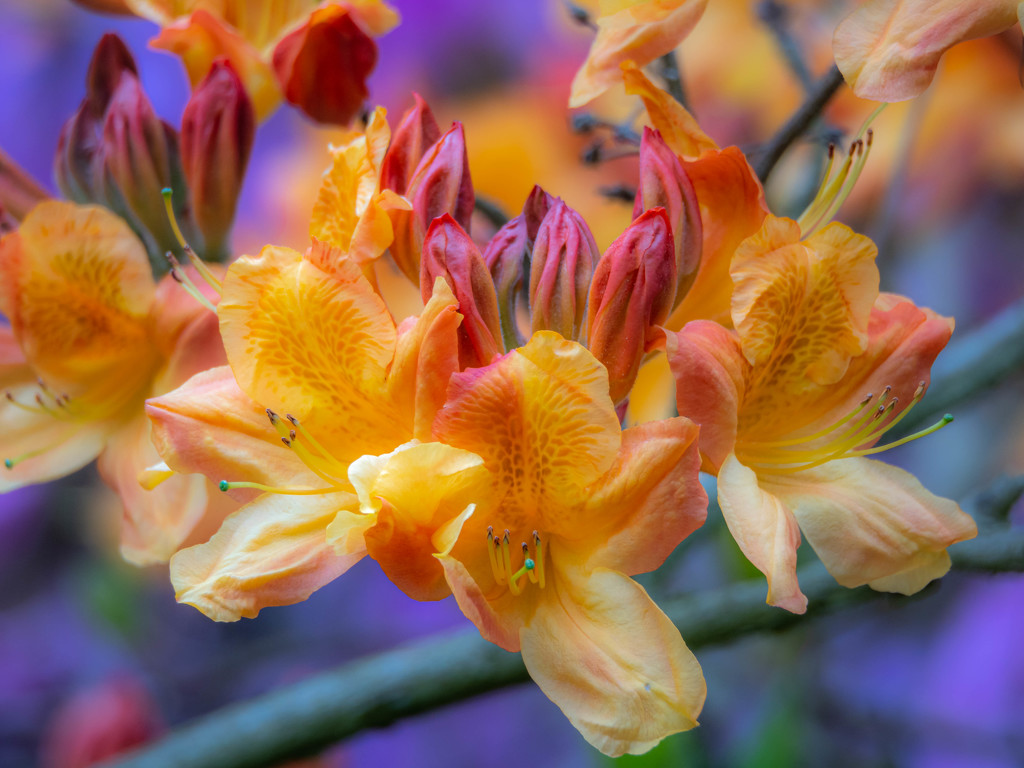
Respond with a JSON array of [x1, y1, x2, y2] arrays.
[[124, 0, 399, 122], [834, 0, 1022, 102], [147, 242, 464, 619], [368, 332, 708, 755], [0, 201, 224, 563], [665, 215, 977, 613], [570, 0, 709, 107], [309, 106, 411, 282]]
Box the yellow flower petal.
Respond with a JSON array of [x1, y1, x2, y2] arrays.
[[718, 452, 807, 614], [770, 457, 977, 592], [218, 244, 406, 460], [521, 566, 705, 756], [0, 201, 158, 401], [170, 490, 362, 621], [834, 0, 1020, 102], [731, 216, 879, 400], [434, 331, 621, 514]]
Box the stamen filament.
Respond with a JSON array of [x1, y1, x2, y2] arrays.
[[851, 414, 953, 457], [167, 255, 218, 314], [501, 532, 523, 596], [487, 527, 505, 585], [217, 480, 346, 495]]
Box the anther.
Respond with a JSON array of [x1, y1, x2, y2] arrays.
[[266, 408, 278, 424], [289, 430, 297, 441], [281, 437, 291, 447]]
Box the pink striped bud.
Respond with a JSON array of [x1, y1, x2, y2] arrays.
[[634, 127, 702, 307], [422, 214, 503, 369], [56, 34, 137, 205], [181, 59, 254, 260], [381, 93, 441, 195], [390, 122, 474, 284], [528, 199, 598, 340], [102, 72, 186, 253], [587, 207, 676, 404], [483, 185, 554, 348]]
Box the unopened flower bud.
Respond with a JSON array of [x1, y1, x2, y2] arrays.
[[390, 122, 474, 284], [587, 207, 676, 404], [272, 4, 377, 125], [181, 59, 254, 261], [483, 185, 554, 349], [634, 127, 702, 307], [381, 93, 441, 195], [528, 199, 598, 340], [102, 73, 190, 254], [422, 214, 503, 369], [56, 34, 137, 204]]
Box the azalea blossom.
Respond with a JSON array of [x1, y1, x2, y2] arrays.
[[665, 214, 977, 613], [147, 242, 465, 619], [0, 201, 224, 563], [364, 331, 708, 756], [834, 0, 1023, 102], [103, 0, 399, 122]]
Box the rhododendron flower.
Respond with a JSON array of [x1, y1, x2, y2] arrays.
[[665, 215, 977, 613], [0, 201, 224, 563], [309, 106, 411, 283], [834, 0, 1023, 102], [119, 0, 399, 122], [367, 331, 708, 756], [570, 0, 709, 107], [147, 242, 463, 619]]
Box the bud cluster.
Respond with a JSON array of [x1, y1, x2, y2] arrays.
[[56, 35, 254, 265]]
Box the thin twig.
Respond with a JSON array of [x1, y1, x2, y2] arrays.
[[656, 51, 690, 111], [754, 65, 845, 184], [474, 195, 509, 230], [756, 0, 814, 92], [105, 513, 1024, 768]]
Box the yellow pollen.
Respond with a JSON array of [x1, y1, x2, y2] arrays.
[[738, 381, 952, 474], [486, 527, 545, 593]]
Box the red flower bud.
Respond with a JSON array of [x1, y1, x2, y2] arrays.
[[528, 199, 598, 340], [634, 127, 702, 308], [56, 34, 137, 205], [390, 122, 474, 284], [483, 185, 554, 349], [422, 214, 503, 369], [587, 207, 676, 404], [271, 4, 376, 125], [181, 59, 254, 260], [381, 93, 441, 195], [40, 677, 163, 768]]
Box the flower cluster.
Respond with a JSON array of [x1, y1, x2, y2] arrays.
[[0, 0, 992, 758]]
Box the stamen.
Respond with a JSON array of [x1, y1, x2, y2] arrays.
[[852, 414, 954, 457], [164, 250, 218, 314], [161, 187, 223, 294], [501, 531, 523, 596], [796, 104, 886, 238], [533, 531, 545, 589], [487, 527, 505, 584], [738, 381, 940, 474], [217, 480, 347, 495]]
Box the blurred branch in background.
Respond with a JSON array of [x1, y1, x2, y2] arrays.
[[754, 64, 844, 183], [105, 476, 1024, 768]]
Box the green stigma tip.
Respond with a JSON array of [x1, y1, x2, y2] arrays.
[[943, 414, 954, 423], [524, 558, 535, 570], [218, 480, 230, 492], [161, 187, 172, 197], [3, 459, 12, 470]]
